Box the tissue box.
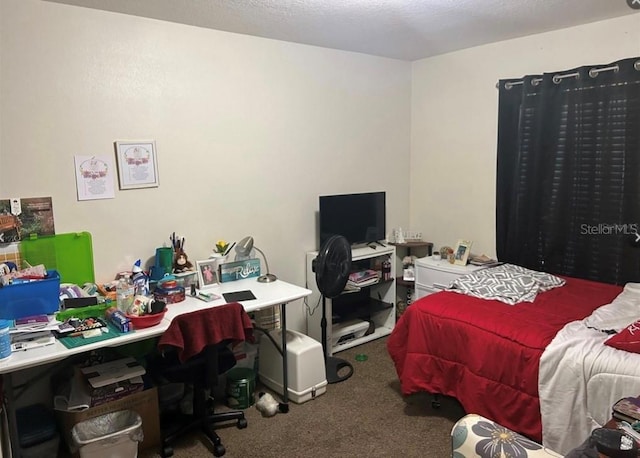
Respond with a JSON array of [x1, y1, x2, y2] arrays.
[[0, 270, 60, 320]]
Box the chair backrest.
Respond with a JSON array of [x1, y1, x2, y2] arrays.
[[158, 302, 253, 363]]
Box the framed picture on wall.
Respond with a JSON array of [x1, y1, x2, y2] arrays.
[[114, 140, 159, 189], [454, 239, 473, 266]]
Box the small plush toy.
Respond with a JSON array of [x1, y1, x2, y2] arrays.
[[255, 392, 287, 417], [173, 249, 193, 273]]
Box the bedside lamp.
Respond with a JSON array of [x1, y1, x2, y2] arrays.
[[235, 236, 278, 283]]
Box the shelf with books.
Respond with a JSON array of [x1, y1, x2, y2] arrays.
[[306, 244, 396, 355], [347, 269, 381, 288]]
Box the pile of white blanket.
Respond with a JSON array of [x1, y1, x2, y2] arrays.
[[539, 283, 640, 455]]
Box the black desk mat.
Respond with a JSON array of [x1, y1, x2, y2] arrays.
[[222, 290, 256, 302]]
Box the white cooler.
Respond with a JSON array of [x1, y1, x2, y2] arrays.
[[258, 329, 327, 403]]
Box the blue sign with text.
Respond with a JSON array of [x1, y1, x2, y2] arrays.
[[219, 258, 261, 282]]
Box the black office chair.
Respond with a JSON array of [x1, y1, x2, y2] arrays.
[[149, 303, 253, 457]]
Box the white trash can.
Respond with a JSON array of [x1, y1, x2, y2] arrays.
[[71, 410, 143, 458]]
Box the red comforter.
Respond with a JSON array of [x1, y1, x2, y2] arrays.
[[387, 276, 622, 441]]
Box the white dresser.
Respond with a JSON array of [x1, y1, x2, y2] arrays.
[[415, 256, 487, 299]]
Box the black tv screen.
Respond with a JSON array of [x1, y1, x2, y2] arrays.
[[319, 192, 386, 248]]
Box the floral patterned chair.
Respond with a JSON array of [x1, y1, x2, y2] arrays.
[[451, 414, 562, 458]]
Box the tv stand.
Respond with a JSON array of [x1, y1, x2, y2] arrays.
[[305, 245, 396, 355]]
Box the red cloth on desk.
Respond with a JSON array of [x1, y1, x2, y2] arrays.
[[158, 302, 253, 363]]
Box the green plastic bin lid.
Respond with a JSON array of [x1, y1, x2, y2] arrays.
[[19, 232, 95, 285]]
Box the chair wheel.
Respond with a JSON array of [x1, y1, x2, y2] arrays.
[[161, 445, 174, 457], [213, 444, 226, 456], [237, 418, 248, 429]]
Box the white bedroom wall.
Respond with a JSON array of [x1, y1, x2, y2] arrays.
[[410, 13, 640, 258], [0, 0, 411, 332]]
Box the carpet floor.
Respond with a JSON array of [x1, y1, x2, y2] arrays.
[[139, 335, 466, 457]]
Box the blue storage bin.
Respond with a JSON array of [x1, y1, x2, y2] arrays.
[[0, 270, 61, 320]]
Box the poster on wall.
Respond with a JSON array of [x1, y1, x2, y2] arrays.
[[74, 155, 115, 201], [0, 197, 55, 243], [114, 140, 159, 190]]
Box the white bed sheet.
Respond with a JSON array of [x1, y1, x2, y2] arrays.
[[539, 283, 640, 455]]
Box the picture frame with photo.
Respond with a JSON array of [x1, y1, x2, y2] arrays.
[[114, 140, 159, 190], [454, 239, 473, 266], [196, 259, 219, 289]]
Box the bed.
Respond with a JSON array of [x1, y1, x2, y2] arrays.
[[387, 268, 625, 450]]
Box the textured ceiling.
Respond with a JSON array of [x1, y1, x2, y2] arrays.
[[44, 0, 639, 61]]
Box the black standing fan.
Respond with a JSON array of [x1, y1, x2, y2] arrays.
[[312, 235, 354, 384]]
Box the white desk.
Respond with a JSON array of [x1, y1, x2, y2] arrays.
[[0, 277, 311, 457]]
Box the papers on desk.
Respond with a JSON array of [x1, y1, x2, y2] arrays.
[[9, 314, 60, 334], [11, 331, 55, 352], [9, 314, 58, 351], [8, 314, 112, 351]]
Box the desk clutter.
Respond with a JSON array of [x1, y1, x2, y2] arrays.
[[0, 227, 316, 458], [1, 297, 165, 355], [0, 230, 268, 321], [0, 229, 276, 361], [0, 250, 171, 358]]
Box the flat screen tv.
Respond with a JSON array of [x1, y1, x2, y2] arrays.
[[319, 192, 386, 248]]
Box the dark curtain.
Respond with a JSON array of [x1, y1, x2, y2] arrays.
[[496, 57, 640, 285]]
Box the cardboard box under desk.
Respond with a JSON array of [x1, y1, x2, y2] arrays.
[[55, 387, 160, 455]]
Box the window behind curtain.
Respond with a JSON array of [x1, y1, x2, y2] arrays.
[[496, 57, 640, 285]]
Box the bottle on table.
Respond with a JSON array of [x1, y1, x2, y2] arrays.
[[116, 274, 135, 313]]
